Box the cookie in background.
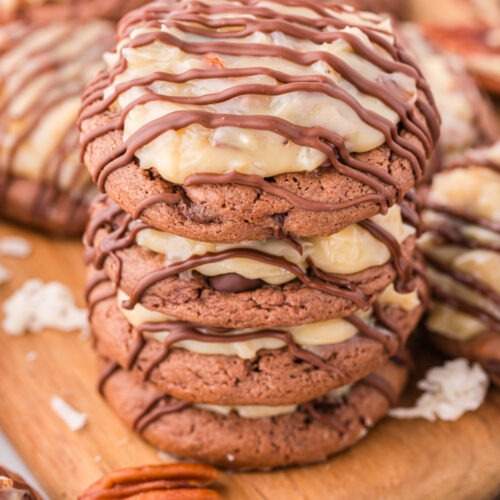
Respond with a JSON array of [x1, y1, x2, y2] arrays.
[[398, 23, 498, 173], [409, 0, 500, 94], [419, 142, 500, 387], [0, 19, 113, 235]]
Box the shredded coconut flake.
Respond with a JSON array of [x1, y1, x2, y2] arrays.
[[157, 451, 176, 463], [50, 396, 87, 431], [389, 359, 489, 421], [25, 351, 38, 362], [0, 236, 32, 258], [0, 264, 11, 285], [2, 279, 88, 335]]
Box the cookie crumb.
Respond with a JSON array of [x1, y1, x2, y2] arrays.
[[0, 264, 11, 285], [0, 237, 32, 258], [25, 351, 38, 362], [50, 396, 87, 431], [389, 359, 488, 421], [2, 279, 87, 335]]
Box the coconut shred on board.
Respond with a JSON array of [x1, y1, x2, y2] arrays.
[[2, 279, 88, 335]]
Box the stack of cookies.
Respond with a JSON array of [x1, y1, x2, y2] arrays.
[[80, 0, 439, 469], [419, 143, 500, 387]]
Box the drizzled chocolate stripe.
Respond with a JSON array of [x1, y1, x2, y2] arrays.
[[425, 253, 500, 306], [79, 0, 439, 213], [432, 286, 500, 332]]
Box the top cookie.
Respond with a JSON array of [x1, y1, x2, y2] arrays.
[[80, 0, 439, 242]]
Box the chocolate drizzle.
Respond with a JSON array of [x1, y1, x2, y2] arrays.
[[78, 0, 439, 215], [0, 21, 113, 232]]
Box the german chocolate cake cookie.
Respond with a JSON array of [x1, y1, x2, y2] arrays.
[[79, 0, 440, 242], [0, 20, 113, 235], [420, 143, 500, 387], [84, 196, 421, 327], [98, 355, 410, 469]]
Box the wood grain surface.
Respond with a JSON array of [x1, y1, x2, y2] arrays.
[[0, 221, 499, 499]]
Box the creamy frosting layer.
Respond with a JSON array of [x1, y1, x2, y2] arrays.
[[98, 0, 421, 183], [0, 20, 113, 191], [118, 285, 419, 359], [427, 165, 500, 222], [136, 204, 414, 283], [195, 385, 351, 418]]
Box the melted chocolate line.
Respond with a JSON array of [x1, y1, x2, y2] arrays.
[[132, 192, 182, 218], [425, 254, 500, 306], [184, 171, 388, 212], [425, 223, 500, 253], [359, 373, 398, 406], [345, 313, 396, 353], [427, 202, 500, 234], [134, 397, 191, 432], [359, 219, 415, 293], [432, 286, 500, 332], [98, 360, 121, 396]]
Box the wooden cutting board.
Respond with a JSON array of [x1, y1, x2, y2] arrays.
[[0, 220, 499, 499]]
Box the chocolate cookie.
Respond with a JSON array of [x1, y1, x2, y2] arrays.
[[99, 356, 409, 470], [79, 0, 439, 242], [88, 272, 425, 405], [419, 143, 500, 387], [84, 196, 421, 328], [0, 20, 113, 235]]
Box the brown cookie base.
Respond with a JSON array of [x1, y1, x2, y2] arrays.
[[0, 175, 93, 236], [85, 199, 419, 328], [81, 107, 428, 243], [99, 357, 409, 470], [428, 330, 500, 388], [89, 275, 424, 405]]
